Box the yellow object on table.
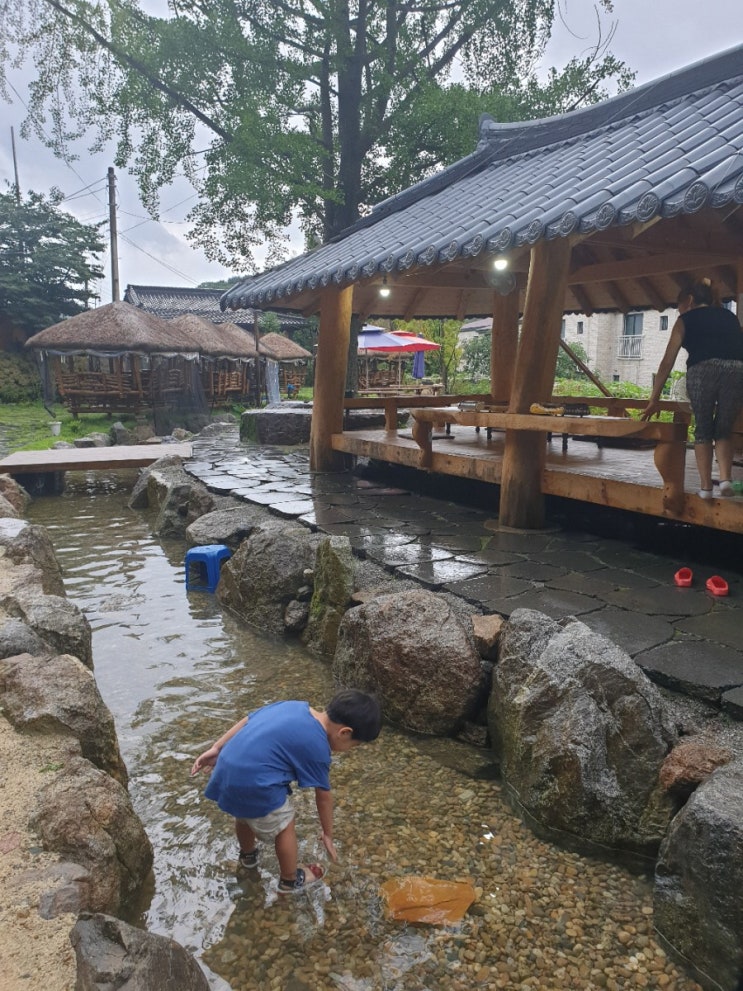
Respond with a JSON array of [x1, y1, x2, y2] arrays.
[[529, 403, 565, 416], [379, 876, 476, 925]]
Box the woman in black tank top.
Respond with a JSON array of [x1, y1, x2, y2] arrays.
[[641, 278, 743, 500]]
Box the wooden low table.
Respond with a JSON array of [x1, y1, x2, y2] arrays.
[[410, 407, 689, 512], [356, 384, 443, 397]]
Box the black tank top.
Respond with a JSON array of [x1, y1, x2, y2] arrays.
[[681, 305, 743, 367]]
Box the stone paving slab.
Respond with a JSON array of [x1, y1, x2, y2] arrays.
[[580, 606, 677, 657], [184, 429, 743, 718], [636, 640, 743, 703], [598, 585, 714, 617]]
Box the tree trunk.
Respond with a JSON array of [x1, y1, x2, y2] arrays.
[[490, 290, 520, 403], [500, 238, 573, 529], [310, 285, 354, 471]]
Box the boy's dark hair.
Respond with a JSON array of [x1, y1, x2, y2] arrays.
[[326, 688, 382, 742]]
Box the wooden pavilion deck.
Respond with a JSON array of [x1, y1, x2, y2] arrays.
[[333, 397, 743, 535]]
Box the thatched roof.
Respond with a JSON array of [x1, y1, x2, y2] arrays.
[[258, 332, 312, 361], [25, 301, 184, 353], [166, 314, 260, 359], [25, 302, 278, 362]]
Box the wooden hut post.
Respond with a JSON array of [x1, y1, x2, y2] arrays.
[[490, 289, 520, 404], [500, 238, 572, 529], [310, 285, 354, 471]]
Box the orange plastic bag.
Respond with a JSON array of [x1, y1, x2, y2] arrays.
[[379, 876, 476, 925]]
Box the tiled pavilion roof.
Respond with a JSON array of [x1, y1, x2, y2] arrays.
[[124, 285, 309, 331], [221, 45, 743, 320]]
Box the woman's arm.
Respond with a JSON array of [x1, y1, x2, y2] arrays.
[[641, 318, 685, 419], [190, 716, 249, 776]]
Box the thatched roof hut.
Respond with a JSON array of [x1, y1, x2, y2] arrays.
[[258, 332, 312, 361], [165, 313, 260, 359], [25, 301, 183, 354]]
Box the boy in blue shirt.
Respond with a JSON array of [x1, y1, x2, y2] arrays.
[[191, 689, 382, 895]]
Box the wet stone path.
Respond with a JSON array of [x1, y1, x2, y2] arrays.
[[186, 426, 743, 719]]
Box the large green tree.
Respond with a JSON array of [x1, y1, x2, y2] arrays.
[[2, 0, 631, 270], [0, 188, 104, 339]]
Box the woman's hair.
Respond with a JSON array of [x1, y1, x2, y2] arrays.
[[326, 688, 382, 741], [677, 277, 717, 307]]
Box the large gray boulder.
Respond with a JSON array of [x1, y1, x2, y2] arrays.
[[241, 404, 312, 445], [217, 521, 322, 634], [488, 609, 677, 861], [0, 617, 51, 659], [0, 652, 128, 784], [303, 535, 355, 657], [32, 756, 153, 914], [185, 504, 267, 549], [333, 589, 486, 736], [71, 914, 209, 991], [0, 474, 30, 515], [3, 593, 93, 668], [654, 763, 743, 991], [128, 457, 216, 536], [0, 517, 65, 596]]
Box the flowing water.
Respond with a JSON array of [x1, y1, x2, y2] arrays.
[[27, 472, 702, 991]]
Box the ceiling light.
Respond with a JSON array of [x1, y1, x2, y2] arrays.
[[379, 276, 391, 297], [493, 257, 508, 271]]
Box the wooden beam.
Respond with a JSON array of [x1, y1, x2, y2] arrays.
[[636, 276, 668, 311], [501, 237, 573, 529], [605, 280, 632, 313], [455, 289, 471, 321], [310, 285, 354, 471], [490, 290, 519, 404], [569, 252, 736, 285], [403, 288, 427, 320], [570, 283, 595, 315]]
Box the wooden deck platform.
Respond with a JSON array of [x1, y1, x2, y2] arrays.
[[332, 425, 743, 534], [0, 443, 193, 475]]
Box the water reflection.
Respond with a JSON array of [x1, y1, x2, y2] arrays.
[[27, 472, 701, 991]]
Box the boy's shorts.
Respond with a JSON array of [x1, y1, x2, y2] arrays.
[[238, 798, 294, 841]]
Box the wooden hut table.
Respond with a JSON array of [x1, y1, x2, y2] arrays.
[[410, 407, 690, 512]]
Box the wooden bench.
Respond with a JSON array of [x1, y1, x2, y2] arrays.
[[410, 406, 690, 513]]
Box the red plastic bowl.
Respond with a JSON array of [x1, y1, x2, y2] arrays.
[[674, 568, 693, 587], [706, 575, 729, 596]]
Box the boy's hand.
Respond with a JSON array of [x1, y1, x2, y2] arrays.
[[321, 832, 338, 862], [190, 746, 219, 776]]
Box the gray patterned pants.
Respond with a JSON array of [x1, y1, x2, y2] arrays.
[[686, 358, 743, 443]]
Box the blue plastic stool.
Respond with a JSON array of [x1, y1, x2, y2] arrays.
[[185, 544, 232, 592]]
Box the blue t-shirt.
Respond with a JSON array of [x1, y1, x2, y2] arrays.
[[204, 700, 331, 819]]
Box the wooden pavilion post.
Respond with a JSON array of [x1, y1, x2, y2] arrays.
[[490, 289, 520, 403], [500, 238, 573, 529], [310, 285, 354, 471]]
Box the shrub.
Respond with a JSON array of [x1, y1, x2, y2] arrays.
[[0, 352, 43, 402]]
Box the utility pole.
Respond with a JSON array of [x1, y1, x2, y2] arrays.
[[107, 167, 120, 302], [11, 128, 21, 205]]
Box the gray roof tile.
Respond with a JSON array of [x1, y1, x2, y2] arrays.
[[222, 44, 743, 315]]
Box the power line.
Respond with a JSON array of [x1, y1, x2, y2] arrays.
[[118, 232, 201, 285]]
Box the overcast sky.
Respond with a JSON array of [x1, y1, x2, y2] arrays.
[[1, 0, 741, 303]]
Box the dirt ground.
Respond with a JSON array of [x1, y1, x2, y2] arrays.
[[0, 716, 78, 991]]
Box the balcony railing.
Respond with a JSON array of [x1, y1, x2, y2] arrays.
[[618, 335, 643, 359]]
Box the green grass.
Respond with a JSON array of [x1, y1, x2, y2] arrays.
[[0, 402, 139, 453]]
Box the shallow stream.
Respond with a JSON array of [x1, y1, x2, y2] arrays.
[[27, 471, 702, 991]]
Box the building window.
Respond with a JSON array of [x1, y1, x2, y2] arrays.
[[560, 319, 566, 339], [577, 320, 584, 335], [659, 315, 669, 331], [624, 313, 643, 336], [618, 312, 643, 359], [613, 373, 620, 382]]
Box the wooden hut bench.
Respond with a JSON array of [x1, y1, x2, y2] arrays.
[[409, 406, 689, 512]]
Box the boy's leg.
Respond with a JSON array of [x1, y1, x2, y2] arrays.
[[235, 819, 258, 855], [274, 818, 298, 882]]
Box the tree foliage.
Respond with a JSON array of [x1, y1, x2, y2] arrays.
[[2, 0, 632, 269], [394, 318, 461, 392], [461, 332, 491, 380], [0, 187, 104, 339], [555, 339, 590, 380]]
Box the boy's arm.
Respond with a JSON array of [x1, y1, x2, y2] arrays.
[[190, 716, 249, 776], [315, 788, 337, 862]]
